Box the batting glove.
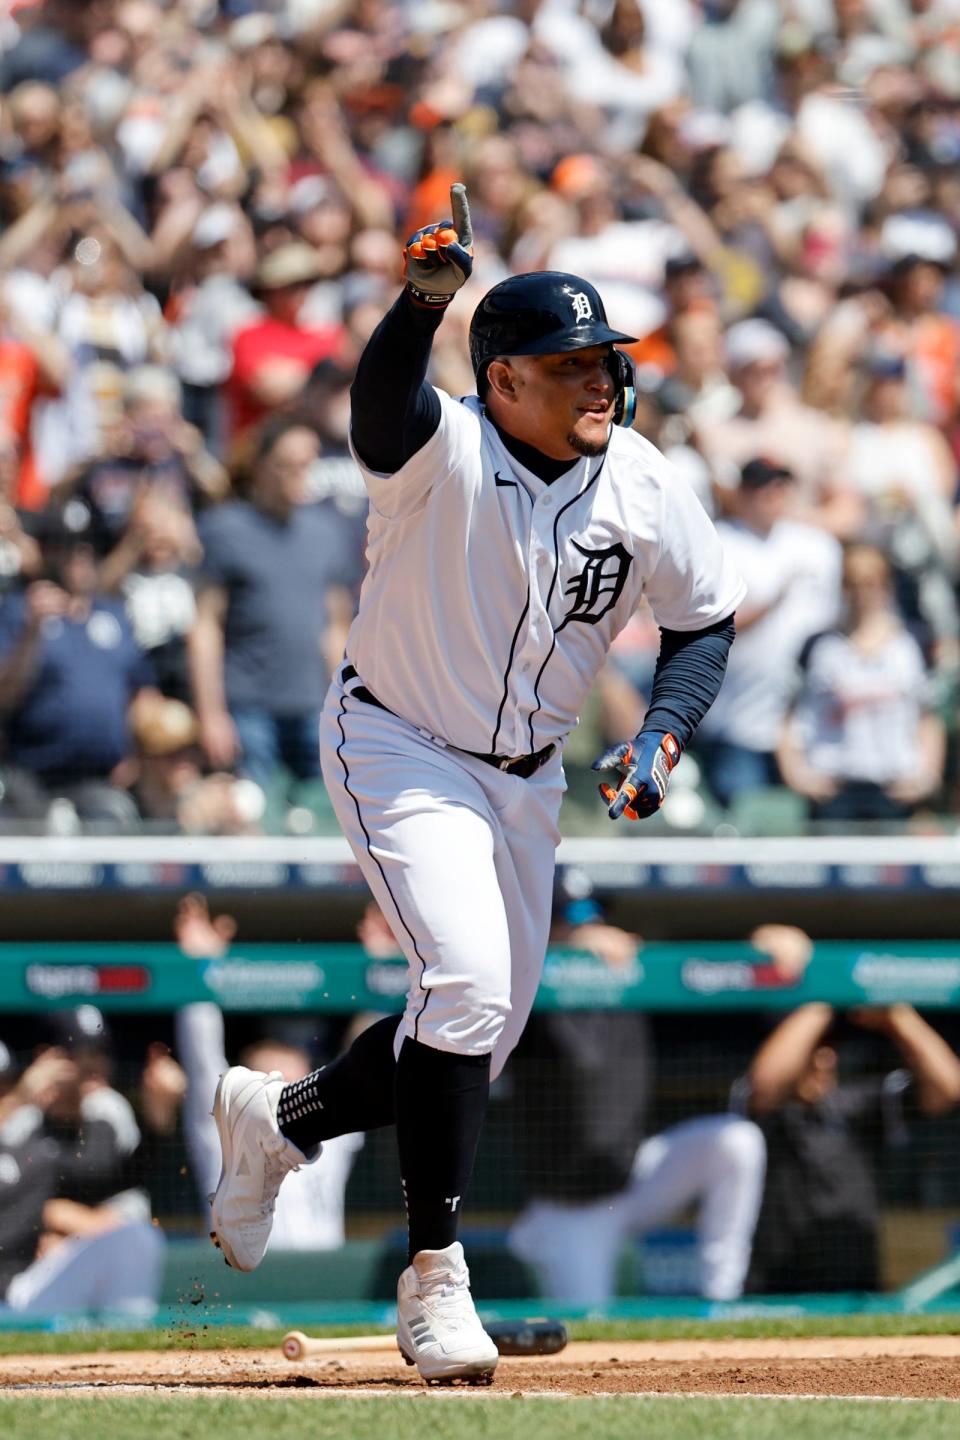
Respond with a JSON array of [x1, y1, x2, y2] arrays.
[[592, 731, 681, 821], [403, 182, 474, 307]]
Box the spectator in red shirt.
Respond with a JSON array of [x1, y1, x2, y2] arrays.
[[0, 289, 64, 510], [226, 245, 344, 452]]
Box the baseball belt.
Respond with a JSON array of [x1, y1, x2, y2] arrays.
[[341, 664, 555, 780]]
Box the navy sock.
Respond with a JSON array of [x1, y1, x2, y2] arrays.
[[395, 1038, 491, 1264], [277, 1014, 400, 1151]]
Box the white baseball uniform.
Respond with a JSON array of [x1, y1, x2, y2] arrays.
[[321, 391, 745, 1072], [509, 1114, 766, 1304]]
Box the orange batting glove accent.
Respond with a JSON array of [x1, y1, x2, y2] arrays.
[[403, 183, 474, 308]]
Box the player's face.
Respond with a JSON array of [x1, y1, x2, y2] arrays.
[[488, 345, 616, 460]]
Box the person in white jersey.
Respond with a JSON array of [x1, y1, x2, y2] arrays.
[[208, 184, 745, 1385], [171, 895, 361, 1255]]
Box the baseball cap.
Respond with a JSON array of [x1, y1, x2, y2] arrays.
[[676, 109, 732, 154], [228, 12, 277, 50], [287, 175, 332, 218], [664, 251, 705, 280], [550, 153, 607, 200], [192, 204, 238, 251], [555, 866, 603, 927], [881, 211, 957, 270], [724, 319, 789, 370], [42, 1006, 111, 1055], [739, 457, 794, 489], [860, 349, 907, 380]]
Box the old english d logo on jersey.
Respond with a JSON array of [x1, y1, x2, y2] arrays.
[[560, 539, 631, 628], [346, 389, 745, 755]]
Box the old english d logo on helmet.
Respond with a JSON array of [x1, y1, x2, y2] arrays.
[[469, 272, 637, 425], [571, 291, 593, 322], [469, 273, 636, 371]]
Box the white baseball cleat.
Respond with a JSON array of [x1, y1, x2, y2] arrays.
[[396, 1241, 499, 1385], [209, 1066, 317, 1271]]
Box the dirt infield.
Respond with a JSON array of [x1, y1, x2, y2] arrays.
[[2, 1335, 960, 1400]]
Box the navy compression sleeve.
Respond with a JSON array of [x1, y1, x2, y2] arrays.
[[639, 614, 736, 751], [350, 289, 445, 473]]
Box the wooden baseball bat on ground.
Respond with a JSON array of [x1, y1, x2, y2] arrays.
[[282, 1332, 397, 1360], [282, 1319, 567, 1362]]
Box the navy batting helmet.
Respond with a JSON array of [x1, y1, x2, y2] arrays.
[[469, 272, 638, 426]]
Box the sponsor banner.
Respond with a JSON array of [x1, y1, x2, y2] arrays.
[[850, 953, 960, 1004], [202, 958, 326, 1011], [2, 942, 960, 1011], [540, 953, 646, 1009], [680, 958, 802, 997], [25, 964, 150, 999], [6, 860, 960, 894], [5, 863, 371, 892]]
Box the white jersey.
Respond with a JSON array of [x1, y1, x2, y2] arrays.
[[699, 518, 842, 753], [795, 628, 932, 784], [347, 392, 745, 757]]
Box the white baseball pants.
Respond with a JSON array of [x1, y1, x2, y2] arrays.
[[320, 674, 564, 1074], [509, 1114, 767, 1303], [4, 1220, 166, 1316]]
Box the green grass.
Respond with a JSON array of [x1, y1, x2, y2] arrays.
[[0, 1395, 957, 1440], [569, 1312, 960, 1341], [0, 1311, 959, 1356]]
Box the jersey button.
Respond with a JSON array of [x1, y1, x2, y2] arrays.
[[542, 495, 554, 507]]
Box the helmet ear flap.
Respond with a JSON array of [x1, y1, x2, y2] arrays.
[[609, 349, 637, 428]]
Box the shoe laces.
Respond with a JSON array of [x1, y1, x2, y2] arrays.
[[420, 1265, 474, 1322]]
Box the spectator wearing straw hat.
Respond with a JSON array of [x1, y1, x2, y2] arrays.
[[226, 244, 345, 449], [128, 693, 265, 835]]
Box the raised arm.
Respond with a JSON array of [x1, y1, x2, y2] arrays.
[[0, 584, 67, 714], [187, 583, 238, 771], [747, 1003, 835, 1114], [851, 1005, 960, 1116], [349, 184, 473, 475], [175, 1002, 230, 1203], [172, 895, 237, 1203]]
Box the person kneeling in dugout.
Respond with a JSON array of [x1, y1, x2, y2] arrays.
[[509, 875, 767, 1304], [0, 1010, 179, 1317], [736, 992, 960, 1294]]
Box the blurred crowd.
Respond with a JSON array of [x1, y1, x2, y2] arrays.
[[2, 0, 960, 835]]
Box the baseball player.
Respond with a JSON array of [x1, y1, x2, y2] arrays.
[[209, 184, 745, 1384]]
